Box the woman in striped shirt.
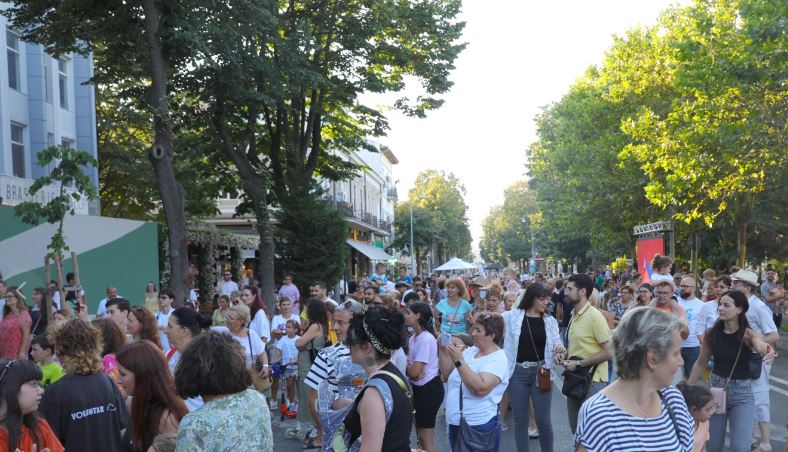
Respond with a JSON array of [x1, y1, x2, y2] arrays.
[[575, 307, 694, 451]]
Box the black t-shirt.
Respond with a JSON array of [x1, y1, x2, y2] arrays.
[[343, 362, 411, 451], [39, 372, 129, 452], [711, 329, 751, 380], [517, 316, 546, 363], [558, 290, 572, 327]]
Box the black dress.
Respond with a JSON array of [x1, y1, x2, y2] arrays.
[[343, 362, 412, 451]]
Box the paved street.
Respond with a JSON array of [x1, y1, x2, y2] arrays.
[[273, 345, 788, 451]]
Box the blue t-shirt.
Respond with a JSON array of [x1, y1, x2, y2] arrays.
[[436, 299, 473, 334]]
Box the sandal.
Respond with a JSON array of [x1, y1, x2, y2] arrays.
[[752, 443, 772, 452], [303, 438, 322, 450]]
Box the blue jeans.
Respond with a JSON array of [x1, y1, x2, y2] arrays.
[[509, 365, 553, 452], [681, 346, 700, 379], [708, 374, 754, 452], [448, 415, 500, 452]]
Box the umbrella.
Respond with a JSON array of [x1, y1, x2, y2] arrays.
[[433, 257, 476, 271], [484, 263, 504, 271]]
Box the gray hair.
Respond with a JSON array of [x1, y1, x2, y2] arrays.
[[613, 307, 682, 380], [230, 304, 251, 324]]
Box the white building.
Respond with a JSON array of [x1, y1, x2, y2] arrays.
[[0, 12, 98, 214]]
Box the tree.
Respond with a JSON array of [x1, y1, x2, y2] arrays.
[[14, 146, 97, 259], [617, 0, 787, 266], [405, 170, 473, 262], [4, 0, 202, 302], [479, 181, 537, 267], [391, 201, 440, 269], [274, 191, 348, 297], [185, 0, 465, 304]]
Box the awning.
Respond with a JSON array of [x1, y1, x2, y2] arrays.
[[346, 239, 392, 261]]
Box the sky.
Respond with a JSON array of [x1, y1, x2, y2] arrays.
[[371, 0, 683, 258]]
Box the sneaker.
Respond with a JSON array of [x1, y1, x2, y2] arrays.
[[270, 400, 278, 411], [307, 426, 318, 439], [500, 422, 509, 431], [528, 427, 539, 439]]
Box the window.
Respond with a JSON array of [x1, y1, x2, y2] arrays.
[[7, 30, 20, 90], [58, 57, 68, 109], [61, 138, 74, 148], [11, 123, 25, 178]]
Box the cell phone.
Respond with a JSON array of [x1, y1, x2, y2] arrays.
[[439, 332, 452, 347], [479, 289, 488, 299]]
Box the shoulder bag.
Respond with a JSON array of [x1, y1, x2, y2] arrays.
[[524, 316, 551, 392], [710, 335, 744, 415], [247, 331, 272, 392], [748, 351, 763, 380], [561, 357, 599, 401], [453, 383, 499, 452]]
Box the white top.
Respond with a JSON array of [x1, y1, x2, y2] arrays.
[[271, 314, 296, 336], [212, 326, 265, 368], [446, 346, 509, 426], [650, 273, 674, 283], [698, 300, 719, 334], [746, 295, 778, 336], [389, 347, 407, 376], [156, 308, 173, 352], [275, 335, 300, 369], [220, 280, 240, 297], [249, 309, 271, 342], [503, 311, 562, 380], [678, 297, 704, 348]]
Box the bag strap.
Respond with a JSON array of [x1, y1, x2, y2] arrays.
[[658, 390, 681, 442], [524, 315, 544, 365], [444, 299, 464, 334], [375, 370, 423, 450], [246, 330, 254, 364], [725, 330, 746, 390]]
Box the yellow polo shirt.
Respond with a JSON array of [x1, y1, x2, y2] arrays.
[[567, 302, 610, 382]]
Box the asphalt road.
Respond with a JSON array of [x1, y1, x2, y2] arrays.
[[272, 354, 788, 452]]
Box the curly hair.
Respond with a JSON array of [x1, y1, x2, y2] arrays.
[[348, 306, 405, 360], [50, 318, 104, 375]]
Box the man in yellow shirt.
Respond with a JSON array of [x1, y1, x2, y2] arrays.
[[556, 273, 612, 433]]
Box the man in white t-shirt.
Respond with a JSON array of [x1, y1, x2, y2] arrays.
[[677, 276, 704, 378], [219, 270, 240, 297], [731, 270, 778, 451], [156, 289, 175, 352], [309, 281, 337, 307], [95, 286, 121, 318]]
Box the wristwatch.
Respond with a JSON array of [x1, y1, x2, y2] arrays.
[[454, 360, 464, 368]]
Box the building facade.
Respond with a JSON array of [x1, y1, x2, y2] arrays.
[[0, 12, 99, 214]]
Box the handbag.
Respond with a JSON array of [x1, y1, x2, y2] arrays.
[[748, 352, 763, 380], [453, 384, 499, 452], [524, 315, 551, 392], [711, 335, 745, 415], [561, 358, 599, 401], [248, 332, 272, 392]]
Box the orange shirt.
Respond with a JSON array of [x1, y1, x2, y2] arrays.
[[0, 418, 64, 452], [655, 303, 685, 317]]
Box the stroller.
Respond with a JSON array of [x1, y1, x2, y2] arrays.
[[316, 357, 367, 452]]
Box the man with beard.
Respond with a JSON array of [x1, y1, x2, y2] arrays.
[[677, 276, 704, 378], [556, 274, 612, 433]]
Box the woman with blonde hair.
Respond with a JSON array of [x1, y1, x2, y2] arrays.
[[435, 278, 472, 335], [143, 281, 159, 314], [39, 319, 128, 451]]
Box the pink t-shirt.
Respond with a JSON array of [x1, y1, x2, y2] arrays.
[[0, 311, 32, 359], [693, 420, 709, 452], [407, 331, 439, 386]]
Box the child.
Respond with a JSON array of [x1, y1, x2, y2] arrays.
[[270, 297, 296, 410], [29, 335, 63, 388], [650, 254, 675, 285], [272, 319, 301, 415], [677, 381, 714, 452], [501, 291, 518, 312], [0, 359, 64, 451]]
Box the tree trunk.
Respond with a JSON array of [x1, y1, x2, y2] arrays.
[[736, 219, 747, 268], [141, 0, 188, 304]]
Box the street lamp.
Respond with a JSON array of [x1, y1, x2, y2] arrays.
[[409, 194, 426, 276]]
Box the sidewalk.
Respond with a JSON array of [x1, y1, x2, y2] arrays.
[[778, 330, 788, 353]]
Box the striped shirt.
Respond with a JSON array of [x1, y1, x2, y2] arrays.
[[575, 386, 694, 452], [304, 342, 351, 392]]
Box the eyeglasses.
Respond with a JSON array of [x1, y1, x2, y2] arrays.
[[679, 285, 695, 289], [637, 289, 650, 293], [0, 360, 18, 383]]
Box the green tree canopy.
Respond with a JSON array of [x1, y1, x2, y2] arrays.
[[479, 181, 537, 265]]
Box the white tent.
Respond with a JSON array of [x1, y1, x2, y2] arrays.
[[433, 257, 476, 271]]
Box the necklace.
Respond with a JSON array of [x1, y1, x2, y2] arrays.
[[617, 381, 656, 420]]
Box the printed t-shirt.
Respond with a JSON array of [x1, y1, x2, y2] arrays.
[[436, 299, 472, 334], [678, 297, 704, 348]]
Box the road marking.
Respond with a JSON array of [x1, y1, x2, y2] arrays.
[[771, 375, 788, 386], [771, 384, 788, 397]]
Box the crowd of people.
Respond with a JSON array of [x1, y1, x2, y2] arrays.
[[0, 257, 784, 452]]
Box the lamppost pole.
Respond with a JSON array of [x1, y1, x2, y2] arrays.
[[409, 204, 415, 277]]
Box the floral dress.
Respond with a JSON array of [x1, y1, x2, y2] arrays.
[[0, 310, 32, 359], [175, 388, 272, 451]]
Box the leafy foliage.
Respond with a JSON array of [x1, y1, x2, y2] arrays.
[[14, 146, 98, 258], [479, 181, 537, 265]]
